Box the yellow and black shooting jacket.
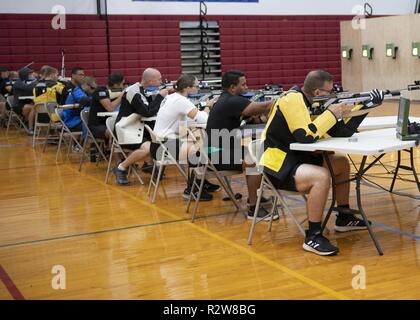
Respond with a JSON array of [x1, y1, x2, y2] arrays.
[[260, 87, 366, 183]]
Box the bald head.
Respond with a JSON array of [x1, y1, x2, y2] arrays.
[[141, 68, 162, 87]]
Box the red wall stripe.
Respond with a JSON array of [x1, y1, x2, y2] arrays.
[[0, 14, 351, 88]]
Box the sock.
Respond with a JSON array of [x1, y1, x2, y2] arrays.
[[308, 221, 322, 236], [118, 164, 127, 171], [337, 204, 350, 220]]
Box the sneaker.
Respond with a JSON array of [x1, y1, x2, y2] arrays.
[[112, 166, 129, 186], [27, 130, 34, 136], [247, 206, 279, 221], [183, 186, 213, 201], [334, 214, 370, 232], [203, 179, 221, 192], [71, 145, 82, 153], [222, 193, 243, 201], [247, 197, 272, 208], [303, 231, 339, 256]]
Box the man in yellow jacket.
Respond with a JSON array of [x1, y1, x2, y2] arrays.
[[33, 66, 64, 123], [261, 70, 384, 256]]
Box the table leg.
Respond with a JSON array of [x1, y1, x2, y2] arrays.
[[321, 152, 336, 233], [390, 150, 401, 192], [409, 148, 420, 193], [357, 156, 384, 256]]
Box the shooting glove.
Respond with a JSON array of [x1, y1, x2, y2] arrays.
[[364, 89, 384, 108]]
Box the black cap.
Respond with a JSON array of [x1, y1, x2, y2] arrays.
[[18, 67, 33, 80]]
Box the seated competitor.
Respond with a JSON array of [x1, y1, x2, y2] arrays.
[[261, 70, 384, 256], [33, 66, 64, 123], [12, 67, 37, 135], [62, 76, 97, 132], [88, 73, 124, 141], [205, 70, 278, 220], [112, 68, 168, 185], [152, 74, 219, 200]]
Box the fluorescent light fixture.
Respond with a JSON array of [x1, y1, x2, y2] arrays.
[[341, 46, 352, 60], [412, 42, 420, 57], [362, 45, 373, 59], [386, 43, 398, 59]]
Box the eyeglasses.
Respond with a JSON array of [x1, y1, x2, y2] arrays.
[[75, 73, 85, 76]]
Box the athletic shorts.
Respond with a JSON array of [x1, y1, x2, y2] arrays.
[[268, 154, 324, 192], [90, 124, 107, 139]]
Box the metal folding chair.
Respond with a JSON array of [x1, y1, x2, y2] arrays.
[[54, 106, 83, 162], [78, 109, 108, 171], [185, 126, 243, 222], [33, 102, 55, 147], [6, 95, 29, 134], [144, 124, 189, 203], [247, 139, 308, 245], [105, 116, 144, 185]]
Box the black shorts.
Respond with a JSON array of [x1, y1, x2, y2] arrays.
[[69, 123, 83, 132], [90, 124, 107, 139], [150, 139, 180, 161], [208, 146, 244, 172], [268, 154, 324, 192]]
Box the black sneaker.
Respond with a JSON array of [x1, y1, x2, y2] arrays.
[[247, 206, 279, 221], [335, 214, 370, 232], [203, 179, 221, 192], [183, 186, 213, 201], [247, 197, 271, 208], [112, 166, 129, 186], [303, 231, 339, 256]]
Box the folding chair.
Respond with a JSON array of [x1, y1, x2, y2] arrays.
[[105, 116, 144, 185], [6, 95, 29, 134], [185, 126, 243, 222], [54, 106, 83, 162], [144, 124, 189, 203], [78, 109, 108, 171], [32, 102, 55, 147], [247, 139, 308, 245]]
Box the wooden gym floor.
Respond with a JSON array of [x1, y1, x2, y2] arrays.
[[0, 101, 419, 300]]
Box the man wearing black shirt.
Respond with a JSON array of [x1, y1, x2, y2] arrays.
[[113, 68, 168, 185], [206, 70, 276, 220], [89, 73, 124, 140], [12, 67, 37, 134]]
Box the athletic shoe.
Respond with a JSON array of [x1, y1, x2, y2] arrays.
[[203, 179, 221, 192], [183, 186, 213, 201], [71, 145, 82, 153], [246, 196, 272, 208], [303, 231, 339, 256], [112, 166, 129, 186], [247, 206, 279, 221], [27, 130, 34, 136], [334, 214, 370, 232]]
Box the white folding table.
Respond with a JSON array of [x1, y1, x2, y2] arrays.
[[290, 128, 419, 255]]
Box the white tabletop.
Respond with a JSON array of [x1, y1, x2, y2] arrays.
[[97, 111, 118, 117], [290, 128, 415, 156], [359, 116, 420, 130]]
